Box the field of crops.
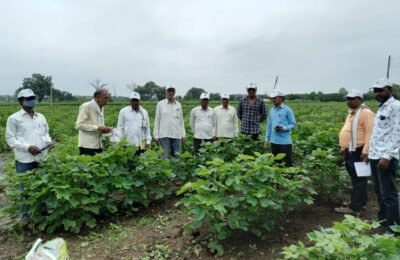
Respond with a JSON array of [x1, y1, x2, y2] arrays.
[[1, 100, 400, 259]]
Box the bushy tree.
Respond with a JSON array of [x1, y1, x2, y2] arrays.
[[16, 74, 53, 102], [134, 81, 165, 100], [184, 87, 206, 100]]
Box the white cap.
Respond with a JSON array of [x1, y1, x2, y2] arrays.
[[17, 89, 36, 98], [345, 89, 363, 98], [372, 78, 392, 89], [246, 82, 258, 89], [269, 89, 285, 98], [166, 85, 175, 91], [220, 93, 230, 99], [200, 92, 209, 99], [129, 91, 141, 100]]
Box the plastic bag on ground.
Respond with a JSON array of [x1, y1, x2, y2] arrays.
[[25, 238, 69, 260]]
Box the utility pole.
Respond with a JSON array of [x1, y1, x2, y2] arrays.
[[387, 55, 391, 79], [273, 75, 279, 90]]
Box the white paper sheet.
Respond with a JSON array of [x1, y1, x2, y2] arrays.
[[354, 162, 371, 177]]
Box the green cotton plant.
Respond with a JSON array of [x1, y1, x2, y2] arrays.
[[176, 152, 315, 256], [4, 139, 174, 234], [302, 148, 347, 202], [282, 215, 400, 259]]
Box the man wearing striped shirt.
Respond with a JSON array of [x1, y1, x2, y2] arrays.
[[335, 89, 375, 215], [190, 93, 216, 154], [153, 86, 186, 159]]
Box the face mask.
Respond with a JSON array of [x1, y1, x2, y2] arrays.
[[23, 99, 36, 108]]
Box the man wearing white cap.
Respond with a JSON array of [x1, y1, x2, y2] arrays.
[[76, 88, 113, 155], [237, 82, 266, 140], [368, 78, 400, 231], [264, 90, 296, 167], [153, 85, 186, 159], [335, 89, 375, 215], [190, 92, 216, 154], [214, 93, 239, 139], [115, 92, 151, 154], [6, 88, 52, 220]]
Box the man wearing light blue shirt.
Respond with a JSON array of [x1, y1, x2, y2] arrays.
[[264, 90, 296, 166]]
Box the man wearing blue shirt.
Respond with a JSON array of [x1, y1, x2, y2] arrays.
[[264, 90, 296, 166]]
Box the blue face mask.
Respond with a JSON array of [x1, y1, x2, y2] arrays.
[[23, 99, 36, 108]]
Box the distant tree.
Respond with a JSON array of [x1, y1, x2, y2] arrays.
[[209, 93, 220, 100], [89, 79, 108, 90], [134, 81, 165, 100], [338, 87, 347, 95], [15, 73, 53, 102], [184, 87, 206, 100]]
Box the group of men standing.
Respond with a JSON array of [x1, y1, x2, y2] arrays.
[[337, 78, 400, 234], [5, 78, 400, 233]]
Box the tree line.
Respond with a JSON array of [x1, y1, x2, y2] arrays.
[[2, 73, 399, 102]]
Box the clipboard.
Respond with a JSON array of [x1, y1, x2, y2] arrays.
[[39, 140, 56, 152], [354, 162, 371, 177]]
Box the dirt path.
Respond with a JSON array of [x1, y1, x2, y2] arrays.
[[0, 188, 379, 259]]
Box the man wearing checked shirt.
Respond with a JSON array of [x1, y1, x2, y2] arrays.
[[368, 78, 400, 232], [237, 82, 267, 140], [264, 89, 296, 167]]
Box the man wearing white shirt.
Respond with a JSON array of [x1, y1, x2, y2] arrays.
[[153, 86, 186, 159], [190, 93, 216, 154], [76, 88, 113, 156], [214, 93, 239, 139], [6, 88, 52, 220], [116, 92, 151, 154], [368, 78, 400, 231]]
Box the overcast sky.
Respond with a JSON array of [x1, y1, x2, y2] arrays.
[[1, 0, 400, 97]]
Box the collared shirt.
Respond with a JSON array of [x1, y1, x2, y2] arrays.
[[339, 106, 375, 154], [76, 100, 104, 149], [6, 109, 51, 163], [190, 106, 216, 139], [369, 97, 400, 160], [153, 99, 186, 139], [214, 105, 239, 138], [116, 105, 152, 146], [237, 96, 266, 134], [265, 103, 296, 144]]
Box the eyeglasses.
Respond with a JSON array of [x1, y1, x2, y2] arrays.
[[247, 88, 256, 92], [346, 97, 356, 101]]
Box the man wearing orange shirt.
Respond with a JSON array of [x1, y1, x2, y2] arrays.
[[336, 89, 375, 215]]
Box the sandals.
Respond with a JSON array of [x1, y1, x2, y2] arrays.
[[334, 206, 359, 216]]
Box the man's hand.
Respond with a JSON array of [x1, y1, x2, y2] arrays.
[[274, 126, 284, 132], [182, 137, 186, 143], [98, 126, 112, 134], [378, 158, 390, 170], [360, 153, 368, 161], [263, 142, 269, 149], [155, 138, 160, 145], [28, 146, 40, 155], [145, 144, 151, 149], [339, 149, 345, 161]]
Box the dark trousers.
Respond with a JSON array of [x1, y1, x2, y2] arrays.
[[15, 161, 40, 218], [344, 147, 368, 211], [79, 147, 103, 156], [193, 138, 213, 154], [370, 158, 400, 226], [271, 143, 292, 167]]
